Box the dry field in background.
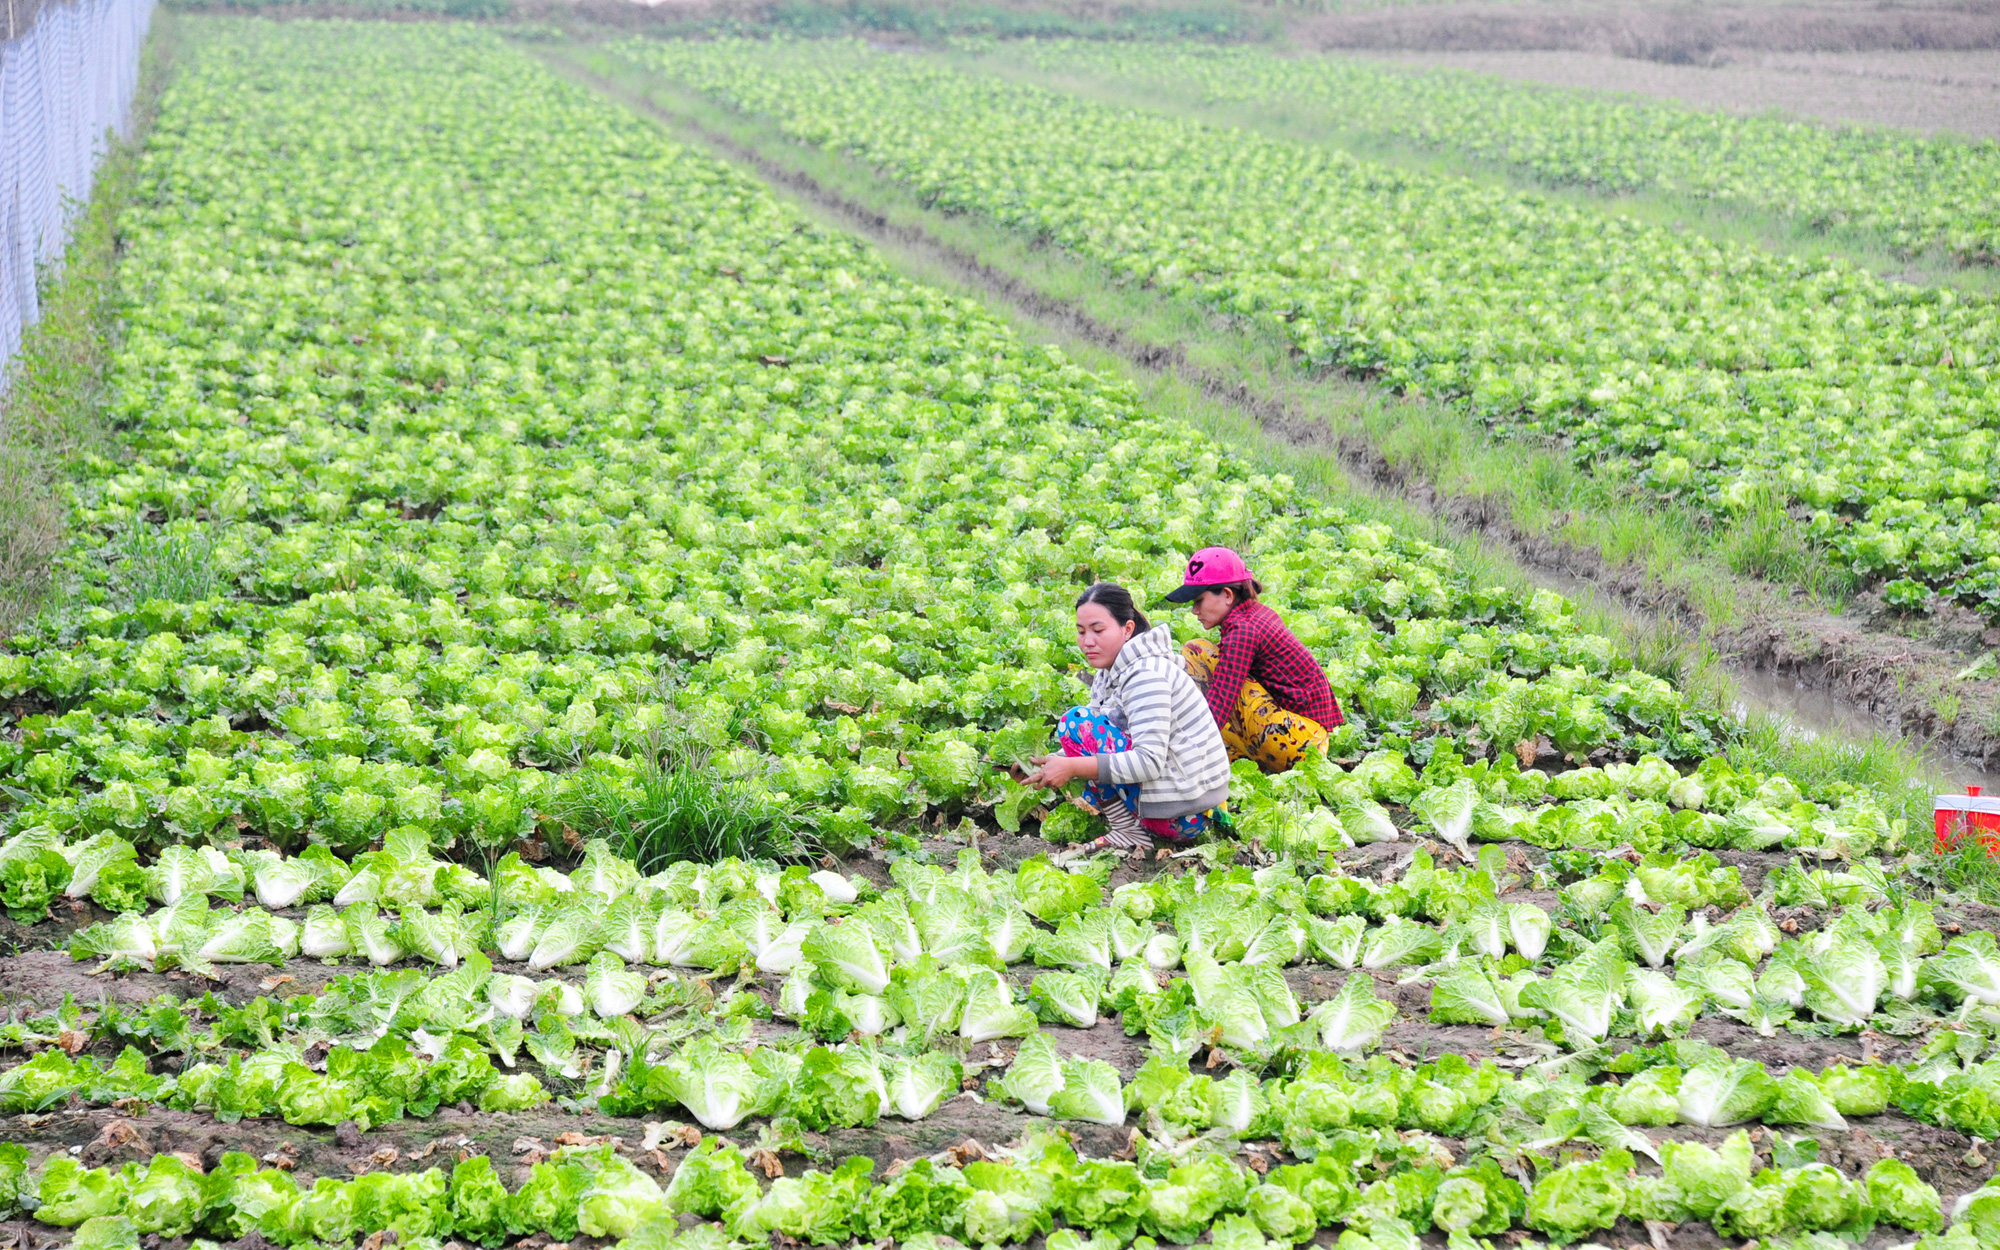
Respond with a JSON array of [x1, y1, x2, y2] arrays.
[[1351, 46, 2000, 136]]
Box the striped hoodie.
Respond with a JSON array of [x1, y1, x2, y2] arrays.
[[1088, 623, 1231, 819]]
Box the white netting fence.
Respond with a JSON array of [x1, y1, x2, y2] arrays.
[[0, 0, 156, 392]]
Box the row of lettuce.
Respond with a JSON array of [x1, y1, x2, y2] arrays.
[[611, 38, 2000, 619], [52, 828, 1990, 1047], [9, 732, 1905, 931], [16, 844, 2000, 1147], [0, 581, 1731, 859], [976, 40, 2000, 261], [0, 1125, 1984, 1250], [18, 967, 2000, 1144]]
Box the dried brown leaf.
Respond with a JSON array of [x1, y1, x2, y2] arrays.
[[90, 1120, 143, 1152], [935, 1139, 988, 1168]]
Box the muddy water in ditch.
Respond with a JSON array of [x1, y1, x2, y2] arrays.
[[1729, 664, 2000, 792]]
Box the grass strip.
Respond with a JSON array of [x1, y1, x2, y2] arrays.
[[0, 14, 178, 631]]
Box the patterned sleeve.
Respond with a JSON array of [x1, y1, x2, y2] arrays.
[[1203, 617, 1258, 728]]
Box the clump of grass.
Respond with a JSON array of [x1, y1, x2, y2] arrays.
[[1929, 833, 2000, 906], [560, 729, 816, 871], [109, 523, 221, 607], [1621, 617, 1724, 704]]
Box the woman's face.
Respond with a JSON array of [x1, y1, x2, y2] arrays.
[[1076, 602, 1135, 669], [1190, 588, 1234, 630]]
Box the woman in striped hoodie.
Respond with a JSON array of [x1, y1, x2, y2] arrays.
[[1023, 583, 1231, 852]]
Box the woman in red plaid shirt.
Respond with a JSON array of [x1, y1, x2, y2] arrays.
[[1164, 546, 1343, 772]]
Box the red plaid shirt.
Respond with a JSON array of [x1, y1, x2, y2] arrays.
[[1206, 601, 1342, 730]]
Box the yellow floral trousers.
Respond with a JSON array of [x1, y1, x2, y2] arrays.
[[1182, 639, 1330, 773]]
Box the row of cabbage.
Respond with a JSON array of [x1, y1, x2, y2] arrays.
[[57, 831, 1978, 1045], [11, 731, 1901, 931], [28, 843, 2000, 1140], [14, 950, 2000, 1153], [977, 40, 2000, 261], [0, 19, 1762, 874], [0, 1122, 1983, 1250], [613, 38, 2000, 618], [13, 960, 1989, 1141]]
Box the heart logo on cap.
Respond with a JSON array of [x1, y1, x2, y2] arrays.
[[1187, 558, 1204, 577]]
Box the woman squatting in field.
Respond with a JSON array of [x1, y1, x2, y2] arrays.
[[1166, 546, 1343, 773], [1021, 583, 1232, 853]]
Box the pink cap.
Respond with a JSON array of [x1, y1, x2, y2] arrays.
[[1163, 546, 1252, 602]]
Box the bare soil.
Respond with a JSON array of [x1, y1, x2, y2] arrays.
[[1353, 46, 2000, 137], [1292, 1, 2000, 66]]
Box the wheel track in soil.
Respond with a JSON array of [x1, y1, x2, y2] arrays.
[[546, 49, 2000, 781]]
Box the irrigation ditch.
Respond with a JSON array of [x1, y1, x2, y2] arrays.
[[546, 41, 2000, 789]]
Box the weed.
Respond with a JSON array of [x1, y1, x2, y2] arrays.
[[1930, 834, 2000, 906], [109, 523, 221, 607], [1851, 860, 1902, 911], [1936, 689, 1964, 728], [1553, 894, 1604, 943], [1520, 451, 1570, 513], [1718, 486, 1808, 583], [558, 726, 816, 871]]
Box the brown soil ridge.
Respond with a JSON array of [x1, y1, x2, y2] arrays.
[[1292, 1, 2000, 63], [553, 53, 2000, 776]]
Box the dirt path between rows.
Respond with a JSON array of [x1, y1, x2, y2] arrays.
[[1354, 47, 2000, 137], [548, 50, 2000, 779]]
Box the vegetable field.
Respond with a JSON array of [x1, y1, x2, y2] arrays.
[[2, 16, 1999, 1250], [984, 40, 2000, 263], [613, 39, 2000, 623]]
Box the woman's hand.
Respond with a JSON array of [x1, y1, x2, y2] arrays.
[[1023, 754, 1096, 788]]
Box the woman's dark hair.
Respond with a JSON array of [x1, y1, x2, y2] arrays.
[[1076, 582, 1151, 636], [1206, 579, 1263, 605]]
